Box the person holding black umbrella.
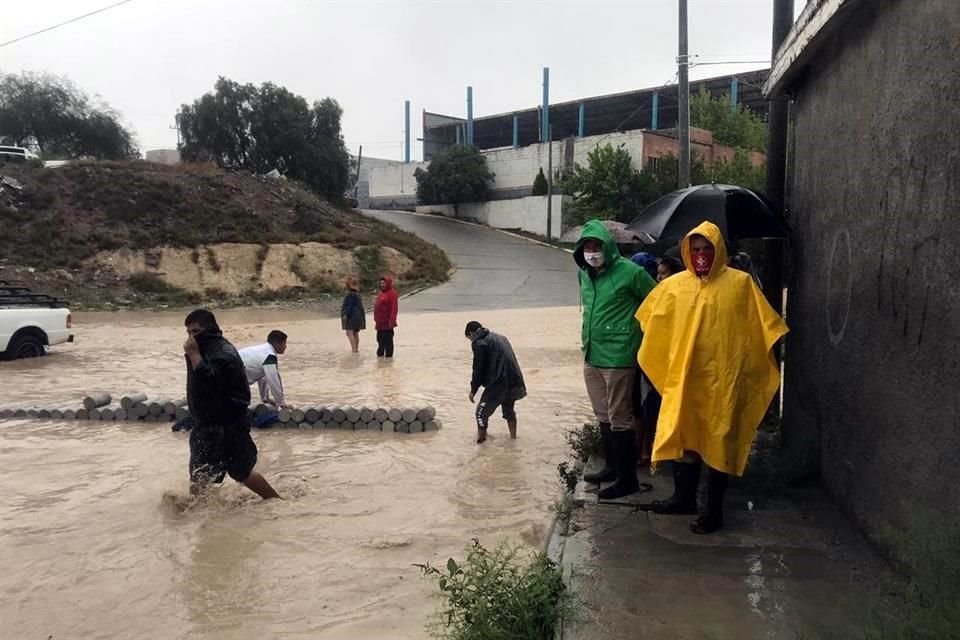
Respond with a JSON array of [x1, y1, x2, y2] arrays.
[[575, 220, 657, 499], [636, 221, 787, 533]]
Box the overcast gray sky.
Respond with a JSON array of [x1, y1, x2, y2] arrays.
[[1, 0, 803, 161]]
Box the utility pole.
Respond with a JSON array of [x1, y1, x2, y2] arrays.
[[546, 125, 553, 241], [354, 145, 363, 198], [404, 100, 411, 163], [766, 0, 794, 211], [170, 114, 181, 146], [764, 0, 794, 315], [677, 0, 691, 189]]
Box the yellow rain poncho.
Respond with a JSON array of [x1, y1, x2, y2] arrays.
[[636, 222, 788, 476]]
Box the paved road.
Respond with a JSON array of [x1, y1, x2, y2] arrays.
[[362, 210, 580, 312]]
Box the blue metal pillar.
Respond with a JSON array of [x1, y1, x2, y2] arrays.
[[541, 67, 550, 143], [651, 91, 659, 130], [578, 103, 585, 138], [466, 86, 474, 146], [512, 114, 519, 148], [730, 78, 739, 110], [404, 100, 410, 163]]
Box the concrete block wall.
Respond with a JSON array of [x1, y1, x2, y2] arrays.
[[779, 0, 960, 558], [369, 161, 423, 208], [369, 130, 645, 208], [416, 195, 566, 238]]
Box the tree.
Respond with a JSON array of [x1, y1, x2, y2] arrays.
[[414, 145, 494, 205], [646, 152, 709, 196], [708, 148, 766, 193], [531, 167, 548, 196], [562, 144, 651, 222], [691, 88, 768, 151], [177, 78, 351, 199], [0, 72, 139, 159]]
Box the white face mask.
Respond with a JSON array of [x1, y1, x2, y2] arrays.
[[583, 251, 605, 268]]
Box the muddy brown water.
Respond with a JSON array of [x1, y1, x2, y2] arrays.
[[0, 306, 587, 639]]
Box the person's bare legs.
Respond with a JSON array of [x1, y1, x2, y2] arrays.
[[242, 471, 282, 500], [507, 419, 517, 439], [346, 331, 359, 353]]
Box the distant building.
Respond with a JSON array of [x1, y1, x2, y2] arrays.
[[764, 0, 959, 560], [145, 149, 180, 165], [369, 70, 767, 210], [350, 155, 405, 209], [422, 70, 769, 160], [368, 126, 764, 210]]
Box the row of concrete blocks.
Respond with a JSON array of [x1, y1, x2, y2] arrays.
[[276, 419, 442, 432], [0, 406, 442, 432], [252, 403, 440, 432], [0, 394, 442, 433], [0, 405, 181, 422]]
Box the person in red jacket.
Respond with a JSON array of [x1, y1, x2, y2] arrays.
[[373, 275, 399, 358]]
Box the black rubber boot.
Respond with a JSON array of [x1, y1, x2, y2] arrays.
[[651, 461, 701, 514], [691, 468, 728, 534], [598, 430, 640, 500], [584, 422, 616, 484]]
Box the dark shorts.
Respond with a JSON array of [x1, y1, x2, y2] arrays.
[[189, 419, 258, 484], [475, 387, 519, 430]]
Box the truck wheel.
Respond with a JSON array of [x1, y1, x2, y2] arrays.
[[7, 334, 45, 359]]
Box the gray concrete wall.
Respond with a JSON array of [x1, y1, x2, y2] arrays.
[[783, 0, 960, 551]]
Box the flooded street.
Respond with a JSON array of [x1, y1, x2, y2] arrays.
[[0, 306, 587, 639]]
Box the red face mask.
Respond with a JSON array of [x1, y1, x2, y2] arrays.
[[692, 250, 715, 276]]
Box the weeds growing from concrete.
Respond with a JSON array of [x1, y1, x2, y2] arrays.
[[564, 422, 602, 462], [415, 538, 569, 640]]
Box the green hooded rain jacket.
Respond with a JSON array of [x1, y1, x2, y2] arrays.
[[575, 219, 656, 368]]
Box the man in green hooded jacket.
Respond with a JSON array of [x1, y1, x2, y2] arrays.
[[575, 219, 657, 499]]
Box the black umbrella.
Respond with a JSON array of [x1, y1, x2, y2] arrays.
[[625, 184, 789, 242]]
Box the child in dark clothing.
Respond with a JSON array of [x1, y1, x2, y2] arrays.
[[341, 275, 365, 353]]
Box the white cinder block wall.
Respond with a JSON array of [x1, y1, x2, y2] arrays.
[[368, 130, 645, 208]]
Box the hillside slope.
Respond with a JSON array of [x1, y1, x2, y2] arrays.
[[0, 161, 449, 308]]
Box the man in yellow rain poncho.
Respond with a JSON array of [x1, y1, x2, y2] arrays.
[[636, 221, 788, 534]]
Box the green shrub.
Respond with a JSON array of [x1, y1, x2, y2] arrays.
[[532, 168, 548, 196], [354, 245, 386, 289], [565, 423, 602, 461], [557, 461, 578, 491], [128, 272, 177, 294], [205, 247, 222, 272], [415, 538, 569, 640], [255, 243, 270, 276]]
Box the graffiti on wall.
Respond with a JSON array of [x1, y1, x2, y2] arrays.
[[874, 158, 945, 355]]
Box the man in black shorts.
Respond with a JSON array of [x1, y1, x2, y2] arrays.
[[183, 309, 280, 499], [465, 321, 526, 444]]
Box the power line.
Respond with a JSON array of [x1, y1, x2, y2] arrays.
[[572, 72, 679, 161], [0, 0, 137, 48], [689, 60, 769, 67]]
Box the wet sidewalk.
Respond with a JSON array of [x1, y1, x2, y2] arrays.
[[555, 463, 891, 640]]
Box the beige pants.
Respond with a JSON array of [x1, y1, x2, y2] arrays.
[[583, 364, 635, 432]]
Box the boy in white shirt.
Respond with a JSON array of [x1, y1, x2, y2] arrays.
[[239, 330, 288, 409]]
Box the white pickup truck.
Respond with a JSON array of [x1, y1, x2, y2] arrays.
[[0, 281, 74, 360]]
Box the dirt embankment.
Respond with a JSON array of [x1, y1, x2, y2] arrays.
[[0, 161, 449, 309]]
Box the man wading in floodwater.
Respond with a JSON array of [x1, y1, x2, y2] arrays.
[[183, 309, 281, 499], [466, 321, 526, 444]]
